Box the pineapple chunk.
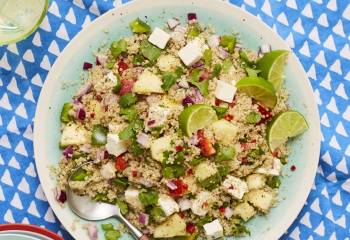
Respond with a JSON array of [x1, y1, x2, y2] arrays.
[[60, 123, 90, 147], [212, 119, 238, 145], [194, 161, 218, 181], [233, 202, 256, 221], [246, 174, 266, 190], [133, 70, 164, 94], [245, 189, 275, 213], [153, 213, 187, 238], [157, 54, 181, 72], [150, 136, 172, 162]]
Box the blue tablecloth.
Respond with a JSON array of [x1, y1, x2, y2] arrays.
[[0, 0, 349, 239]]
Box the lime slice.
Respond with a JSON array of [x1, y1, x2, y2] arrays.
[[257, 50, 289, 90], [236, 76, 277, 108], [179, 104, 218, 136], [267, 111, 308, 151]]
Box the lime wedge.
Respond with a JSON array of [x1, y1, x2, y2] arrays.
[[257, 50, 289, 90], [179, 104, 218, 136], [267, 111, 308, 151], [236, 77, 277, 108]]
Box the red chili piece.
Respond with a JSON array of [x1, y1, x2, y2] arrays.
[[58, 191, 67, 203], [219, 207, 226, 213], [176, 145, 184, 152], [118, 60, 129, 73], [186, 222, 196, 234], [199, 70, 210, 81], [90, 112, 95, 118], [215, 98, 221, 106], [103, 151, 109, 159], [224, 114, 234, 121], [115, 155, 128, 171], [257, 104, 273, 124], [168, 179, 188, 197], [132, 170, 138, 177], [187, 168, 193, 176]]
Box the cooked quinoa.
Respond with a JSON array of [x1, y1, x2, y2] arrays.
[[56, 15, 305, 240]]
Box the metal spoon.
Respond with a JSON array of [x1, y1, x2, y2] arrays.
[[66, 167, 149, 240]]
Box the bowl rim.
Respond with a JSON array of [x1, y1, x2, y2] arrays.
[[33, 0, 321, 239]]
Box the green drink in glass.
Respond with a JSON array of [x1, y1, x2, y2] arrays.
[[0, 0, 48, 45]]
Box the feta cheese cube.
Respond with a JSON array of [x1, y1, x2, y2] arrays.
[[125, 188, 144, 210], [167, 18, 180, 29], [178, 198, 192, 211], [255, 158, 281, 176], [150, 136, 172, 162], [212, 119, 238, 146], [203, 219, 224, 239], [106, 71, 118, 83], [222, 175, 248, 200], [100, 162, 116, 179], [60, 123, 90, 147], [224, 207, 234, 219], [207, 35, 220, 48], [147, 105, 171, 128], [214, 80, 237, 103], [148, 27, 171, 49], [105, 134, 128, 157], [133, 70, 164, 94], [158, 194, 180, 216], [191, 191, 211, 216], [178, 39, 203, 66]]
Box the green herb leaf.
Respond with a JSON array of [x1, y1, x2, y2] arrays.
[[138, 189, 159, 207], [112, 74, 121, 94], [161, 72, 178, 91], [220, 35, 236, 53], [222, 58, 233, 74], [113, 177, 129, 188], [129, 18, 151, 33], [119, 93, 137, 108], [162, 165, 186, 179], [119, 125, 134, 140], [218, 165, 230, 177], [245, 112, 261, 124], [101, 223, 114, 231], [212, 64, 222, 78], [106, 58, 116, 69], [188, 69, 209, 96], [245, 67, 261, 77], [150, 206, 166, 222], [140, 40, 161, 62], [116, 199, 129, 214], [266, 176, 281, 189], [119, 106, 138, 122], [188, 24, 201, 38], [247, 147, 264, 159], [91, 124, 108, 146], [196, 215, 213, 227], [175, 67, 184, 78], [132, 54, 145, 65], [60, 102, 73, 123], [239, 50, 254, 67], [212, 106, 228, 119], [71, 168, 89, 181], [105, 230, 121, 240], [216, 146, 236, 161], [190, 156, 206, 166], [130, 137, 144, 155], [110, 39, 127, 58], [232, 222, 250, 237], [203, 49, 213, 66], [93, 193, 108, 202], [199, 173, 221, 190]]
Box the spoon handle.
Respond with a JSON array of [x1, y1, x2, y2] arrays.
[[117, 214, 149, 240]]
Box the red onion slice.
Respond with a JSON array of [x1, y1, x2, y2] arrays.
[[167, 17, 180, 30], [96, 54, 108, 66], [137, 133, 150, 148], [86, 224, 98, 240], [167, 181, 178, 190], [76, 83, 92, 99], [207, 35, 220, 48], [76, 108, 86, 121], [182, 96, 195, 106], [218, 47, 229, 59], [187, 13, 197, 24], [62, 146, 73, 159], [83, 62, 93, 70], [138, 213, 149, 225]]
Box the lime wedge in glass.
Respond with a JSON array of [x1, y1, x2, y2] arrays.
[[236, 76, 277, 108], [257, 50, 289, 91], [0, 0, 48, 45], [267, 111, 308, 151], [179, 104, 218, 136]]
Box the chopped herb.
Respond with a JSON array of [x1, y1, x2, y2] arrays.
[[246, 111, 261, 124], [71, 168, 90, 181], [216, 146, 236, 161], [138, 189, 159, 207], [247, 147, 264, 159], [196, 215, 213, 227], [130, 137, 144, 155], [129, 18, 151, 33], [110, 39, 127, 58], [113, 177, 129, 188], [119, 106, 138, 121], [119, 125, 134, 140], [280, 156, 288, 165], [91, 124, 108, 146], [245, 67, 261, 77], [60, 102, 73, 123], [266, 176, 281, 188], [222, 58, 232, 74], [140, 40, 161, 63], [190, 156, 206, 166], [203, 49, 213, 66], [175, 66, 184, 78], [218, 165, 230, 177], [188, 24, 201, 38], [132, 54, 145, 65], [161, 72, 178, 91], [199, 173, 221, 190], [239, 50, 254, 67], [212, 106, 228, 119], [212, 64, 222, 78], [162, 165, 186, 178], [106, 58, 116, 69], [105, 229, 121, 240], [188, 69, 209, 96], [220, 35, 236, 53], [93, 193, 108, 202], [119, 93, 137, 108], [116, 199, 128, 214], [150, 206, 166, 222], [112, 74, 121, 94], [232, 221, 250, 236], [101, 223, 114, 231]]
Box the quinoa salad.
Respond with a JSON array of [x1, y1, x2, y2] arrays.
[[55, 13, 308, 240]]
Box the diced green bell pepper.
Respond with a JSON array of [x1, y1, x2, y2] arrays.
[[60, 102, 73, 123]]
